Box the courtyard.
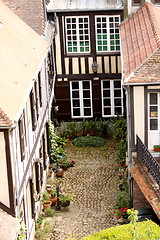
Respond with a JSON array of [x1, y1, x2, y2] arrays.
[[47, 139, 119, 240]]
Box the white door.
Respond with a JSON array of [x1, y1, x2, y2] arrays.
[[148, 92, 160, 149]]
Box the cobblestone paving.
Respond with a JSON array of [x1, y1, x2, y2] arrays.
[[49, 139, 119, 240]]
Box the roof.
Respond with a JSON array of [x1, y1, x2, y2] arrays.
[[47, 0, 123, 12], [0, 108, 12, 127], [0, 209, 20, 240], [120, 2, 160, 84], [2, 0, 45, 35], [0, 1, 49, 125]]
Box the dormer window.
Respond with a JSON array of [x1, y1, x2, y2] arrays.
[[65, 16, 90, 54], [95, 15, 120, 52]]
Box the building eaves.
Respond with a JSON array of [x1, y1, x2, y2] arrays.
[[0, 108, 13, 127], [47, 0, 124, 12]]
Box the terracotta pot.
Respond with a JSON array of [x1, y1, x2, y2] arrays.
[[42, 201, 52, 209], [56, 168, 64, 177], [154, 148, 160, 152], [50, 197, 57, 206]]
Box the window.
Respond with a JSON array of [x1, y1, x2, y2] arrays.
[[65, 16, 90, 53], [95, 16, 120, 52], [101, 80, 123, 117], [18, 111, 26, 161], [149, 93, 158, 130], [70, 80, 93, 118]]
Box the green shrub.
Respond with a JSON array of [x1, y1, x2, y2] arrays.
[[72, 136, 106, 147], [111, 117, 127, 140], [115, 191, 131, 208], [82, 220, 160, 240], [43, 208, 55, 217]]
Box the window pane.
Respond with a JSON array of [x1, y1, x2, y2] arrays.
[[150, 93, 157, 104], [84, 108, 91, 116], [83, 90, 90, 98], [73, 100, 80, 107], [114, 99, 121, 106], [104, 99, 111, 106], [73, 108, 80, 116], [72, 82, 79, 89], [83, 81, 90, 89], [114, 90, 121, 97], [115, 107, 122, 115], [150, 106, 158, 117], [114, 80, 121, 88], [72, 91, 79, 98], [83, 99, 91, 107], [150, 119, 158, 130], [103, 81, 110, 88], [103, 90, 110, 97], [104, 107, 111, 115]]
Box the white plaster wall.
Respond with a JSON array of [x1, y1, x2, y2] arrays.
[[134, 86, 144, 144]]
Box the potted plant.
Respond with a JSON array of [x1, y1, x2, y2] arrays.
[[153, 145, 160, 152], [41, 191, 52, 209], [59, 194, 73, 207], [50, 189, 57, 206]]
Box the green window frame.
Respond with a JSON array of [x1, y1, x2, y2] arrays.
[[95, 15, 120, 52], [65, 16, 90, 54]]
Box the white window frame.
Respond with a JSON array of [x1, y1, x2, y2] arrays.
[[101, 80, 123, 117], [95, 15, 120, 52], [65, 16, 90, 54], [70, 80, 93, 118]]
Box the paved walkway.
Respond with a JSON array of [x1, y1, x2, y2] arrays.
[[49, 139, 119, 240]]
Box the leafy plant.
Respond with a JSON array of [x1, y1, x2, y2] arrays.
[[35, 222, 51, 240], [115, 191, 131, 208], [17, 220, 26, 240], [59, 194, 73, 207], [72, 136, 106, 147], [116, 139, 127, 165], [41, 191, 50, 202], [153, 145, 160, 149], [111, 117, 127, 140], [43, 208, 55, 217]]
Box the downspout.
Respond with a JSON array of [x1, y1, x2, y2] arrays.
[[123, 85, 133, 205]]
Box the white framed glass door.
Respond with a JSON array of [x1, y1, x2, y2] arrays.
[[148, 92, 160, 149], [70, 80, 93, 118]]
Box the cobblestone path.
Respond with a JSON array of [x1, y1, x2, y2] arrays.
[[49, 139, 119, 240]]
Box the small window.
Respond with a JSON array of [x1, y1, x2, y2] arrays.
[[70, 80, 93, 118], [101, 80, 123, 117], [95, 15, 120, 53], [18, 111, 26, 161], [65, 16, 90, 54]]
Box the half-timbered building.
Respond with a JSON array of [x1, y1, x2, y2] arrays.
[[121, 2, 160, 220], [0, 1, 55, 239], [47, 0, 124, 121]]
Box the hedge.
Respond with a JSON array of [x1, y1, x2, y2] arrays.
[[82, 220, 160, 240]]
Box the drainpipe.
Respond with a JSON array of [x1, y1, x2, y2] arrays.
[[123, 85, 133, 204]]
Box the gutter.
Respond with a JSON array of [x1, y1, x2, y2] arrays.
[[123, 81, 160, 86], [0, 121, 17, 130]]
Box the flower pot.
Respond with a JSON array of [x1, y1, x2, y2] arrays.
[[56, 168, 64, 177], [60, 200, 70, 207], [154, 148, 160, 152], [42, 201, 52, 210], [50, 197, 57, 206]]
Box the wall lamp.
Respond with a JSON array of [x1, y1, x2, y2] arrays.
[[92, 61, 98, 73]]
